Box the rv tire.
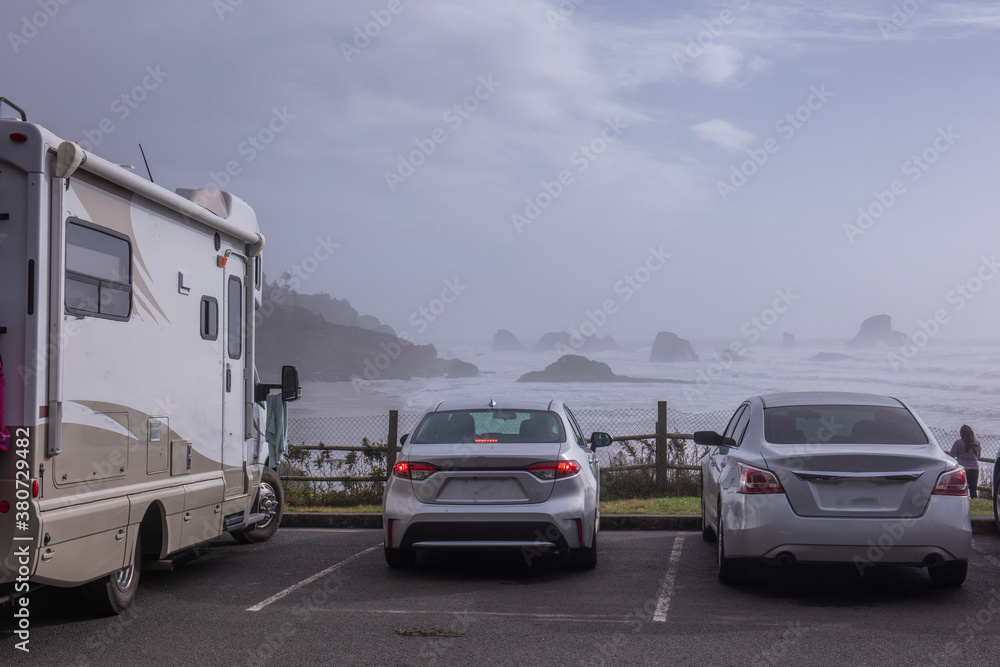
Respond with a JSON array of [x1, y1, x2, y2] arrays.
[[232, 466, 284, 544], [83, 535, 141, 615]]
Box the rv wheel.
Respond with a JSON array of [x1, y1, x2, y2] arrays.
[[233, 466, 284, 544], [83, 535, 141, 615]]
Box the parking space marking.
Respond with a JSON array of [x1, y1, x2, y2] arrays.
[[652, 534, 684, 623], [247, 544, 380, 612], [324, 609, 635, 623]]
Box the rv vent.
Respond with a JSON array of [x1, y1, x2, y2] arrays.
[[176, 187, 230, 219]]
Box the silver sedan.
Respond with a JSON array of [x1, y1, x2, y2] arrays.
[[383, 398, 612, 569], [697, 392, 972, 586]]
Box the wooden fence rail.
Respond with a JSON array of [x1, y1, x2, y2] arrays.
[[279, 403, 997, 491]]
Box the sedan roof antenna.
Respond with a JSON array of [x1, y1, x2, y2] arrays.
[[489, 399, 497, 408]]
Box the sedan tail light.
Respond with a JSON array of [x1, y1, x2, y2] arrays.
[[932, 467, 968, 496], [737, 463, 785, 494], [528, 461, 581, 480], [392, 461, 437, 480]]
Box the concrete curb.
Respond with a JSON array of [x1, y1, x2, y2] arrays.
[[281, 512, 998, 535]]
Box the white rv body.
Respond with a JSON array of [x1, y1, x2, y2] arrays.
[[0, 111, 287, 611]]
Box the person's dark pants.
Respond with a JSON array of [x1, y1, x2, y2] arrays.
[[966, 468, 979, 499]]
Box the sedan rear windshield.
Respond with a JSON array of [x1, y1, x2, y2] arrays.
[[410, 410, 565, 444], [764, 406, 928, 445]]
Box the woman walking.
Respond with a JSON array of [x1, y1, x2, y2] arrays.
[[950, 425, 982, 499]]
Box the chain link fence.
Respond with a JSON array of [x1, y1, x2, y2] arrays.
[[283, 406, 997, 505]]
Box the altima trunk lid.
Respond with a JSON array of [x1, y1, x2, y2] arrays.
[[761, 443, 949, 518], [403, 442, 564, 505]]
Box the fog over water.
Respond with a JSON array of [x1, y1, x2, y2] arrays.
[[291, 337, 1000, 438]]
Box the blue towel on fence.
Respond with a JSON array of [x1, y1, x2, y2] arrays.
[[265, 393, 288, 468]]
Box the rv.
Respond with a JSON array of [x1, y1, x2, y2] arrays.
[[0, 98, 298, 615]]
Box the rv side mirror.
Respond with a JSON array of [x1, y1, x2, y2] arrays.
[[590, 432, 613, 448], [281, 365, 300, 402]]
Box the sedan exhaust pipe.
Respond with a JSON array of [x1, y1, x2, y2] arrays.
[[776, 552, 796, 567], [923, 554, 943, 568]]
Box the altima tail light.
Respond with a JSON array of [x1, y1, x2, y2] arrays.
[[528, 461, 581, 480], [392, 461, 437, 480], [932, 467, 968, 496], [737, 463, 785, 494]]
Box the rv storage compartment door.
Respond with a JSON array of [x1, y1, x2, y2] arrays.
[[54, 408, 129, 485], [180, 478, 224, 548], [33, 496, 130, 586]]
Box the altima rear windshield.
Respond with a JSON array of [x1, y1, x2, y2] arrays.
[[410, 410, 565, 444], [764, 406, 928, 445]]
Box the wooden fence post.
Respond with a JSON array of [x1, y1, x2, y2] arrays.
[[387, 409, 398, 475], [655, 400, 667, 493]]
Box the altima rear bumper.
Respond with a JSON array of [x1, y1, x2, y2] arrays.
[[722, 493, 972, 564]]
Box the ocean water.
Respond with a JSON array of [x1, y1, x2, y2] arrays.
[[289, 338, 1000, 438]]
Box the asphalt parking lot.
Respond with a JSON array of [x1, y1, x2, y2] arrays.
[[3, 529, 999, 666]]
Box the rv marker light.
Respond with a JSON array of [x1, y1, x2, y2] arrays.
[[0, 500, 9, 514], [10, 132, 28, 143]]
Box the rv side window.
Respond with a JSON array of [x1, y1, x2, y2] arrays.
[[201, 296, 218, 340], [65, 219, 131, 321], [227, 276, 242, 359]]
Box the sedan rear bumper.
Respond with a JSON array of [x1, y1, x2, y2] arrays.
[[384, 490, 590, 551], [722, 493, 972, 564]]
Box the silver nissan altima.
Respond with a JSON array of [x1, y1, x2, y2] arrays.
[[383, 399, 612, 569], [697, 392, 972, 586]]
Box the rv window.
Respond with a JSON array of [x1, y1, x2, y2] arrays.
[[227, 276, 242, 359], [65, 219, 131, 321], [201, 296, 219, 340]]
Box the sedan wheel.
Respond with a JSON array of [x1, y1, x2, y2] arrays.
[[384, 546, 417, 568], [701, 478, 715, 543], [994, 469, 999, 533], [570, 532, 598, 570], [928, 560, 967, 587], [717, 508, 746, 585]]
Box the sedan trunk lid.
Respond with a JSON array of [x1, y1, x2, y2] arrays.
[[760, 444, 950, 518], [403, 442, 564, 505]]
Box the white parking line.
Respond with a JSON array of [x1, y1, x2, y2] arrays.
[[247, 544, 380, 612], [333, 609, 635, 623], [652, 534, 684, 623]]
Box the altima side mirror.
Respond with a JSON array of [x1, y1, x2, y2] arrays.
[[400, 433, 409, 446], [590, 432, 613, 448], [693, 430, 735, 447]]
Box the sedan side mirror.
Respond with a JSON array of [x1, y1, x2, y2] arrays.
[[693, 430, 735, 447], [590, 432, 613, 448], [400, 433, 409, 446], [281, 365, 301, 402]]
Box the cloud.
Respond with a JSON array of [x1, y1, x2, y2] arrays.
[[691, 119, 756, 151], [693, 44, 746, 84]]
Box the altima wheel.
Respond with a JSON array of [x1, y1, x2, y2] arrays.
[[928, 561, 967, 587], [701, 476, 715, 543], [717, 507, 746, 585], [994, 469, 999, 533]]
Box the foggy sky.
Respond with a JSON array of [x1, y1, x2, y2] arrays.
[[3, 0, 999, 346]]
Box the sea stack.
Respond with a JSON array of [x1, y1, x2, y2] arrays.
[[492, 329, 525, 352], [649, 332, 698, 362], [846, 315, 907, 348]]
